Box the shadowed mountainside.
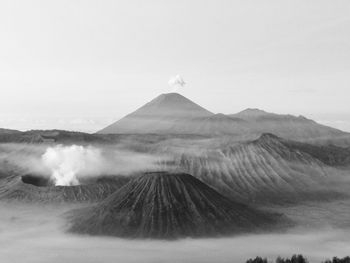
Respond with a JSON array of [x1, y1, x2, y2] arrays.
[[68, 172, 286, 239], [162, 134, 349, 203], [280, 136, 350, 166]]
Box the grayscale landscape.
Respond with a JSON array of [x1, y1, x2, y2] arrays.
[[0, 1, 350, 263], [0, 92, 350, 263]]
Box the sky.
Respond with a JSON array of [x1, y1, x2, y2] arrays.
[[0, 0, 349, 132]]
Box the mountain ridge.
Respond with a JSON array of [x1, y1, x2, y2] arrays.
[[167, 133, 349, 203], [97, 92, 348, 142]]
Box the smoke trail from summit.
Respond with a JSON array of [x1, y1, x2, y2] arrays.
[[168, 75, 186, 92]]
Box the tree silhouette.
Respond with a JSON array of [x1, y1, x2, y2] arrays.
[[323, 256, 350, 263], [246, 256, 268, 263], [246, 254, 309, 263]]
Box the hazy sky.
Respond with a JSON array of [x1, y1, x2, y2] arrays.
[[0, 0, 349, 132]]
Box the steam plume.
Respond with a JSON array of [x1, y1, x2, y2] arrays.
[[168, 75, 186, 92], [41, 145, 102, 186]]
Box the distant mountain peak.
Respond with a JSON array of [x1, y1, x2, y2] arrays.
[[235, 108, 271, 118], [121, 92, 213, 119], [241, 108, 267, 113], [97, 93, 346, 140], [157, 92, 187, 99], [147, 93, 187, 105], [97, 93, 213, 134], [139, 92, 212, 115], [232, 109, 315, 123]]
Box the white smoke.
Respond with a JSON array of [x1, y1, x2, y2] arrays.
[[168, 75, 186, 92], [0, 143, 168, 186], [41, 145, 102, 186]]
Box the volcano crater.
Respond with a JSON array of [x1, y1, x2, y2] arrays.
[[1, 173, 130, 203]]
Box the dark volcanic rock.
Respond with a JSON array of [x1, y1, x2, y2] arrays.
[[68, 172, 286, 239]]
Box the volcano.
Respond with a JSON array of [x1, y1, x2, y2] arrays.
[[97, 93, 251, 135], [98, 93, 215, 134], [68, 172, 285, 239], [97, 93, 348, 143]]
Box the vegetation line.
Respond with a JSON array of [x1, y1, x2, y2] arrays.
[[245, 255, 350, 263]]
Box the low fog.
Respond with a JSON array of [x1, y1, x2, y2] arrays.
[[0, 143, 170, 185], [1, 201, 350, 263], [1, 142, 350, 263]]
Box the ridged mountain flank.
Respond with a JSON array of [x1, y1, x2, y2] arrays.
[[68, 172, 285, 239], [170, 134, 348, 203]]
